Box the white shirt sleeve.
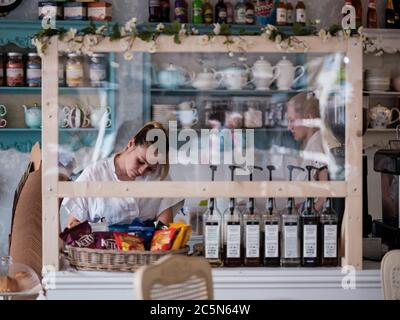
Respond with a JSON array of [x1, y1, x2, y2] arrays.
[[61, 168, 92, 222]]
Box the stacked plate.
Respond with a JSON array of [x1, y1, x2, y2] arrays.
[[152, 104, 177, 128], [364, 69, 391, 92]]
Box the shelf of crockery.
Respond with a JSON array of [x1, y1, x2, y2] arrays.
[[151, 88, 308, 97], [0, 128, 112, 132]]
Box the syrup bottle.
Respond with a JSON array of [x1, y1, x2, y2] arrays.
[[203, 165, 223, 267], [243, 166, 263, 267], [280, 165, 304, 267], [300, 165, 320, 267], [262, 165, 281, 267], [223, 165, 244, 267]]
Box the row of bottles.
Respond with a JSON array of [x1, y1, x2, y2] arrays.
[[149, 0, 307, 26], [203, 165, 340, 268]]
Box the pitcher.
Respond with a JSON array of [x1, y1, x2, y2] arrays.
[[276, 56, 305, 90]]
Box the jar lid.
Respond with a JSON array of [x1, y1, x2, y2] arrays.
[[91, 53, 106, 58], [8, 52, 22, 57], [67, 53, 81, 57], [28, 53, 40, 57]]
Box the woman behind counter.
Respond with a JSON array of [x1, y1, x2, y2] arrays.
[[62, 121, 184, 228]]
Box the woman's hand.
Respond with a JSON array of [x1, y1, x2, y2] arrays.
[[67, 215, 82, 229], [157, 208, 173, 225]]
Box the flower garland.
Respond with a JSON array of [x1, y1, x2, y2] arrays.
[[32, 19, 370, 61]]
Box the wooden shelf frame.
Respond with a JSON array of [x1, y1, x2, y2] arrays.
[[41, 36, 363, 271]]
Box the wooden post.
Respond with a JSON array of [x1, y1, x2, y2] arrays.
[[42, 38, 60, 271], [343, 38, 363, 270]]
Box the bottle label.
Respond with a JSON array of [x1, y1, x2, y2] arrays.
[[227, 224, 241, 258], [324, 225, 338, 258], [7, 68, 24, 85], [90, 68, 106, 82], [245, 9, 254, 23], [265, 223, 279, 258], [205, 223, 220, 259], [219, 9, 227, 19], [204, 8, 213, 23], [303, 224, 317, 258], [27, 68, 42, 84], [287, 9, 294, 23], [193, 7, 202, 17], [175, 7, 186, 18], [276, 8, 287, 23], [246, 223, 260, 258], [296, 8, 306, 23], [236, 8, 246, 23], [284, 224, 299, 258], [368, 3, 376, 9]]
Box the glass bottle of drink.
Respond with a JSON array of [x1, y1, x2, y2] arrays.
[[255, 0, 268, 26], [203, 0, 214, 24], [245, 0, 255, 24], [160, 0, 171, 22], [394, 0, 400, 28], [235, 0, 247, 24], [193, 0, 203, 23], [262, 165, 281, 267], [295, 0, 306, 26], [175, 0, 187, 23], [300, 166, 320, 267], [276, 0, 287, 26], [149, 0, 161, 22], [352, 0, 363, 29], [367, 0, 378, 28], [280, 165, 304, 267], [286, 1, 294, 26], [203, 166, 223, 267], [223, 165, 244, 267], [226, 0, 234, 24], [216, 0, 228, 24], [320, 197, 339, 267], [386, 0, 396, 28], [243, 166, 263, 267]]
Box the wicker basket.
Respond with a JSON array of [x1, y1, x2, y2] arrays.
[[64, 246, 190, 272]]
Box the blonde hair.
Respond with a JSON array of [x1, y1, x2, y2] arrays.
[[117, 121, 170, 180], [287, 92, 320, 119]]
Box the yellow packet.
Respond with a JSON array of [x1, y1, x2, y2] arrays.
[[181, 225, 192, 248], [170, 222, 190, 250]]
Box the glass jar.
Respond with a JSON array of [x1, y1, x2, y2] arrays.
[[26, 53, 42, 87], [244, 101, 263, 128], [66, 53, 84, 87], [58, 53, 65, 86], [0, 54, 4, 86], [89, 53, 107, 87], [6, 52, 24, 87], [224, 100, 243, 129]]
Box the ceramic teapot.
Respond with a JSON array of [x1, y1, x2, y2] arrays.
[[89, 105, 112, 128], [251, 56, 280, 90], [276, 56, 306, 90], [369, 103, 400, 129], [192, 68, 223, 90], [22, 103, 41, 129], [157, 63, 194, 89], [62, 104, 90, 128], [216, 64, 251, 90]]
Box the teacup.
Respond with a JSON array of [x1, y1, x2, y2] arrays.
[[369, 104, 400, 129], [0, 104, 7, 117], [177, 109, 199, 128], [0, 118, 7, 128]]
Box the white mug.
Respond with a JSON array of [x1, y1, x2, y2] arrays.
[[0, 104, 7, 117], [178, 109, 199, 128], [0, 118, 7, 128]]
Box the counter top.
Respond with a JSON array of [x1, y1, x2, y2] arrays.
[[43, 263, 382, 300]]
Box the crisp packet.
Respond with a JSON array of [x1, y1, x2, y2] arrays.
[[150, 228, 178, 252], [93, 232, 117, 250], [60, 221, 94, 248], [169, 223, 191, 250], [113, 232, 145, 252]]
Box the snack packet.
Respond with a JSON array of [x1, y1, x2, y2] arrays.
[[93, 232, 117, 250], [60, 221, 95, 248], [169, 222, 192, 250], [113, 232, 145, 252], [150, 228, 178, 252]]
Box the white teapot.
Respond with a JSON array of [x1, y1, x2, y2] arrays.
[[192, 68, 223, 90], [251, 56, 280, 90], [276, 56, 306, 90], [89, 105, 112, 128], [369, 103, 400, 129], [216, 64, 251, 90]]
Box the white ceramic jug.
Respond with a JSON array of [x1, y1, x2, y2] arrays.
[[251, 56, 280, 90], [276, 56, 306, 90]]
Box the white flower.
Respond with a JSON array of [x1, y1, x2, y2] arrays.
[[228, 51, 234, 57], [123, 51, 134, 61], [267, 24, 277, 32], [148, 41, 157, 54], [125, 18, 137, 33], [120, 27, 127, 37], [96, 25, 107, 35], [156, 23, 165, 32], [358, 26, 364, 35], [213, 23, 221, 35], [191, 27, 199, 35], [199, 35, 209, 45], [275, 34, 282, 44], [63, 28, 77, 42], [83, 34, 98, 47], [318, 29, 327, 40]]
